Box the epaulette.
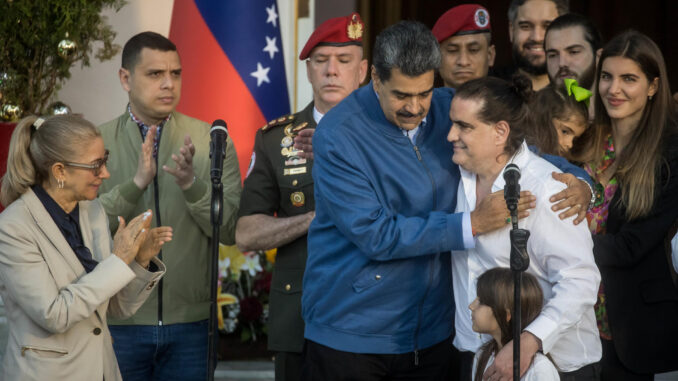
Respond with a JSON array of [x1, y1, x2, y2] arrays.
[[292, 121, 309, 132], [261, 114, 295, 132]]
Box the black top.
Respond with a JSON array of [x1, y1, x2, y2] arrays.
[[32, 185, 98, 273], [592, 131, 678, 373]]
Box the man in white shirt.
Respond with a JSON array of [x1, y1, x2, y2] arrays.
[[447, 76, 601, 381]]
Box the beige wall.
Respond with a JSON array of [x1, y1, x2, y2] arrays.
[[57, 0, 313, 125]]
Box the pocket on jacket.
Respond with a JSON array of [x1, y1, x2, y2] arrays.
[[352, 261, 395, 293], [21, 344, 69, 359], [271, 268, 304, 295], [640, 277, 678, 304], [278, 175, 314, 215]]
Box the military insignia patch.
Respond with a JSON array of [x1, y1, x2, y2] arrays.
[[347, 15, 363, 40], [284, 167, 307, 175], [290, 191, 305, 207]]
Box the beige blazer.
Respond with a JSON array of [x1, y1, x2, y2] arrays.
[[0, 188, 165, 381]]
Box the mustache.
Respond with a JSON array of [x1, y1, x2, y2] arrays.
[[522, 40, 544, 50], [556, 67, 576, 78], [397, 110, 424, 118]]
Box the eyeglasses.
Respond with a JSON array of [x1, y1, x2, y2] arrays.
[[63, 150, 109, 176]]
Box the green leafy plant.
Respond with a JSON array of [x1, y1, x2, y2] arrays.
[[0, 0, 126, 117]]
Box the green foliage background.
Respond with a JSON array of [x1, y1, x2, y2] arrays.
[[0, 0, 126, 116]]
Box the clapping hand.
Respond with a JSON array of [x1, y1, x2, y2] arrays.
[[112, 210, 153, 264], [163, 134, 196, 190], [136, 225, 173, 269]]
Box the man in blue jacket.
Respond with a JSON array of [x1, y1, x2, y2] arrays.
[[301, 21, 535, 380]]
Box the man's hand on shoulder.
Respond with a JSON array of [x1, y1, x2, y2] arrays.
[[549, 172, 592, 225], [483, 332, 541, 381]]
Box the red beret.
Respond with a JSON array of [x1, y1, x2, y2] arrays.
[[432, 4, 491, 43], [299, 12, 364, 60]]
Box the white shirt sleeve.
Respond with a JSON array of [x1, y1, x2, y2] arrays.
[[523, 180, 601, 353]]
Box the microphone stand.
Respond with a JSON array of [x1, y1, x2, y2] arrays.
[[207, 178, 223, 381], [507, 202, 530, 381]]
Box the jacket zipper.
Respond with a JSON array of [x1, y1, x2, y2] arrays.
[[21, 346, 68, 357], [411, 143, 437, 365], [154, 159, 163, 326]]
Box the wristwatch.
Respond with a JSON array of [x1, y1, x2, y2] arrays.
[[580, 179, 596, 210]]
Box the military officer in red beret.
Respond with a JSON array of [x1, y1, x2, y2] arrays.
[[433, 4, 495, 89], [236, 12, 367, 381]]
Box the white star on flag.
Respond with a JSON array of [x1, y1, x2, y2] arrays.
[[263, 36, 279, 59], [266, 5, 278, 27], [250, 62, 271, 86]]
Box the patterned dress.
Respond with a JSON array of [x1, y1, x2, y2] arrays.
[[585, 134, 618, 340]]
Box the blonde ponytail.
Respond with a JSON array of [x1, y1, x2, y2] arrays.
[[0, 115, 100, 207], [1, 116, 40, 207]]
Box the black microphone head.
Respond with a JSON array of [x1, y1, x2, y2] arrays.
[[503, 163, 521, 182], [212, 119, 227, 127], [210, 119, 228, 136]]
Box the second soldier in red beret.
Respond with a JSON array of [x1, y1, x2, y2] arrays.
[[433, 4, 496, 89]]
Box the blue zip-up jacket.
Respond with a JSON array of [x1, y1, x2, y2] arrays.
[[302, 83, 467, 354]]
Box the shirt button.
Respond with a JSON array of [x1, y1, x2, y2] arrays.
[[375, 275, 382, 280], [146, 280, 156, 290], [292, 179, 298, 186], [285, 284, 291, 291], [93, 327, 102, 335]]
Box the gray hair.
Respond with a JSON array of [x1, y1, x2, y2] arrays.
[[372, 21, 441, 82], [507, 0, 569, 24]]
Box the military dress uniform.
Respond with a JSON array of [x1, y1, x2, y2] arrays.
[[238, 102, 316, 378]]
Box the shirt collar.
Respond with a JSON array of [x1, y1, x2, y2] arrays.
[[32, 184, 79, 225], [127, 104, 171, 129], [459, 140, 530, 194], [313, 106, 324, 124]]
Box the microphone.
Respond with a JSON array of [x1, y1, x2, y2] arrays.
[[209, 119, 228, 184], [503, 164, 521, 213]]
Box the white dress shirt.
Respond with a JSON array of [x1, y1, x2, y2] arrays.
[[451, 141, 602, 372]]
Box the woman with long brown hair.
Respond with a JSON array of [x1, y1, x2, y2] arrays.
[[576, 30, 678, 380]]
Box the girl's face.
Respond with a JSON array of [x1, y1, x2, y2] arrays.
[[553, 115, 587, 154], [469, 297, 501, 337]]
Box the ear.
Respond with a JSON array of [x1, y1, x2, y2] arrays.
[[648, 77, 659, 98], [305, 59, 312, 83], [508, 22, 514, 43], [494, 120, 510, 146], [371, 65, 381, 89], [488, 44, 497, 68], [119, 68, 132, 92], [505, 308, 512, 322], [51, 162, 66, 183], [359, 59, 369, 84], [595, 48, 602, 66]]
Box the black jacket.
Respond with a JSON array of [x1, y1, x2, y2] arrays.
[[593, 132, 678, 374]]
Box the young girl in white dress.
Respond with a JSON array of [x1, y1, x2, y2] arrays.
[[470, 267, 560, 381]]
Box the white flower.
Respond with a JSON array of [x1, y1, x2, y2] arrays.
[[241, 253, 263, 276], [219, 257, 231, 279]]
